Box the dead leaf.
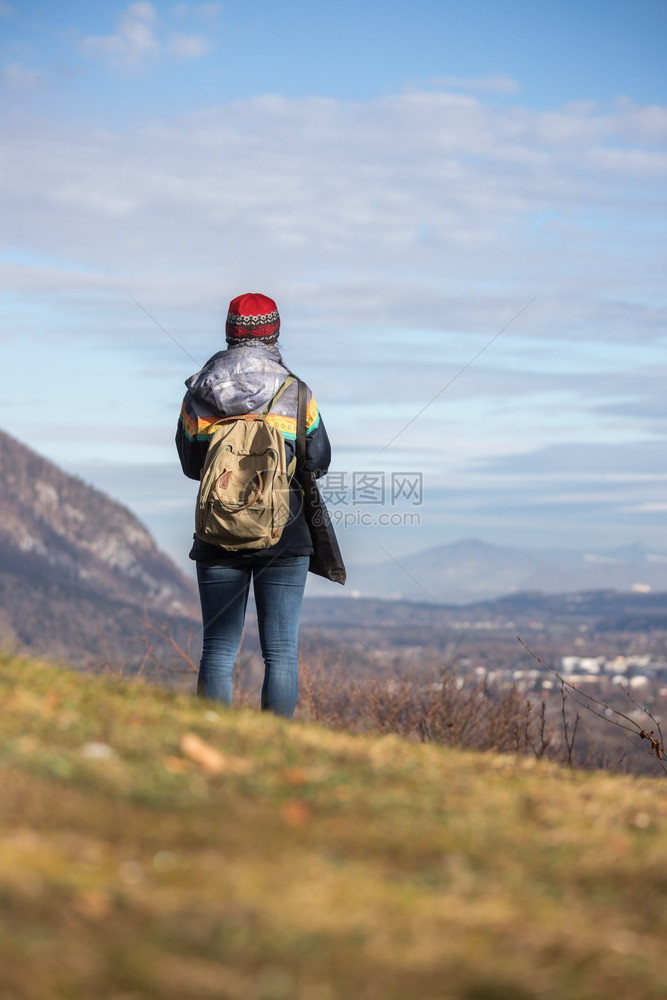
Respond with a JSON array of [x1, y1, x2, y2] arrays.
[[281, 799, 312, 826], [179, 733, 252, 775]]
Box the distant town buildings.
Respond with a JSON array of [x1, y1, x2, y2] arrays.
[[483, 651, 667, 696], [559, 652, 661, 683]]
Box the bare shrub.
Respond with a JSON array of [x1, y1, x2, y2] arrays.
[[519, 636, 666, 775], [297, 653, 562, 759]]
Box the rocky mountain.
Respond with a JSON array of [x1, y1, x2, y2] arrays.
[[0, 429, 198, 666], [353, 538, 667, 604]]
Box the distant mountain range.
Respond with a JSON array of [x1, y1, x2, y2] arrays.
[[2, 427, 665, 669], [0, 429, 198, 667], [352, 538, 667, 604]]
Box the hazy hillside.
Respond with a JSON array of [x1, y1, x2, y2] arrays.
[[3, 426, 666, 674], [1, 654, 666, 1000], [301, 588, 667, 634], [355, 537, 667, 603], [0, 429, 198, 666]]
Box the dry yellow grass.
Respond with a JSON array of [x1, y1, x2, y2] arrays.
[[1, 653, 666, 999]]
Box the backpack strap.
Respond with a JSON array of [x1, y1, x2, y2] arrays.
[[295, 378, 307, 471], [259, 376, 295, 417], [259, 374, 301, 480]]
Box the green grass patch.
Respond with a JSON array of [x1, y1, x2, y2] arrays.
[[1, 653, 666, 999]]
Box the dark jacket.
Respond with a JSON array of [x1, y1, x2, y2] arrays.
[[176, 342, 331, 563]]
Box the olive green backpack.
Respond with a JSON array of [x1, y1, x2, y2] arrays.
[[194, 377, 297, 551]]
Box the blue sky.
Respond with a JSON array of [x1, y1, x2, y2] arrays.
[[1, 1, 666, 593]]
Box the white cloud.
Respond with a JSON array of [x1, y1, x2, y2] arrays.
[[166, 33, 211, 60], [81, 2, 160, 68], [1, 79, 664, 556], [1, 87, 665, 427], [173, 3, 222, 25], [2, 61, 45, 89], [2, 91, 662, 328], [80, 2, 211, 70], [625, 504, 667, 513], [429, 75, 520, 94]]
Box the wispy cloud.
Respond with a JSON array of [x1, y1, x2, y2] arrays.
[[625, 503, 667, 513], [2, 88, 664, 341], [1, 83, 665, 558], [173, 2, 222, 26], [80, 2, 212, 71], [166, 34, 211, 60], [2, 62, 45, 90], [428, 74, 520, 94]]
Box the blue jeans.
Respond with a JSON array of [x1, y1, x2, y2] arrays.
[[196, 556, 309, 718]]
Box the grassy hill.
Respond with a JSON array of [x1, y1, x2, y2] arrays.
[[1, 655, 666, 1000]]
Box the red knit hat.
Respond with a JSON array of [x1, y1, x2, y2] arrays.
[[225, 292, 280, 344]]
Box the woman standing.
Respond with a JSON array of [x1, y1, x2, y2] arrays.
[[176, 292, 331, 718]]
